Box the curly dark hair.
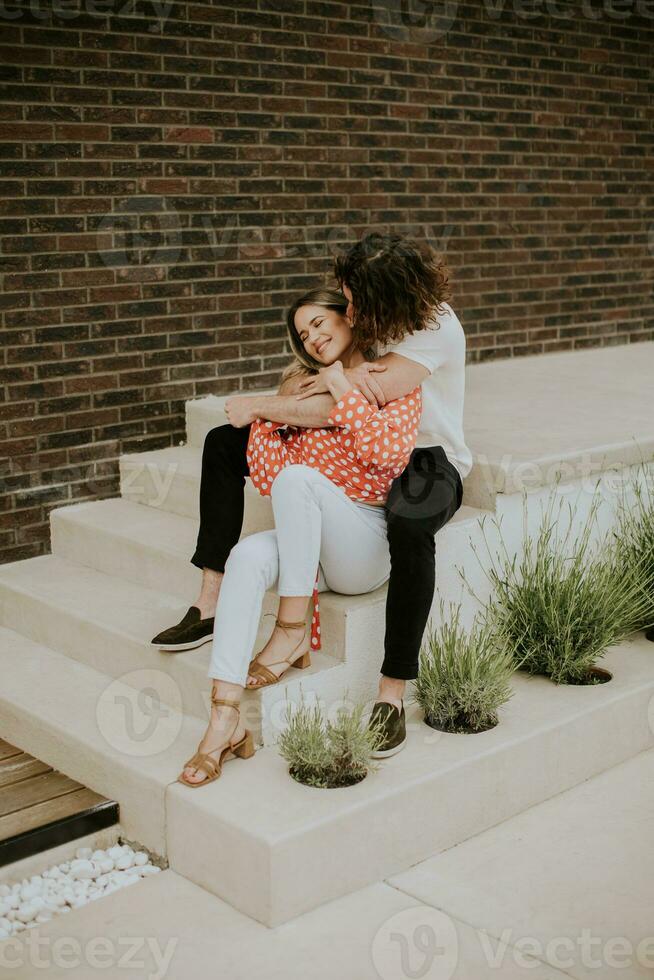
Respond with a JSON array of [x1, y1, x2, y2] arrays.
[[333, 233, 452, 347]]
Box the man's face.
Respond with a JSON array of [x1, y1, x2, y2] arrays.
[[341, 283, 355, 324]]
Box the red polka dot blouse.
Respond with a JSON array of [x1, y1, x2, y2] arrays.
[[246, 385, 423, 653]]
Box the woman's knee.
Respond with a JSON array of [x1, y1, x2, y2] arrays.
[[224, 531, 278, 578], [270, 463, 316, 496]]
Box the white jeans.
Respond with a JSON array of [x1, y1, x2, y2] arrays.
[[207, 464, 391, 686]]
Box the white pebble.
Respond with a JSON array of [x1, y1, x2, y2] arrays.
[[20, 883, 41, 901], [70, 860, 94, 880], [16, 904, 38, 923], [0, 841, 155, 930]]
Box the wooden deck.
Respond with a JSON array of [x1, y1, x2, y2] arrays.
[[0, 738, 118, 866]]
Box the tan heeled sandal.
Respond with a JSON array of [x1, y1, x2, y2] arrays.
[[178, 695, 255, 788], [246, 616, 312, 688]]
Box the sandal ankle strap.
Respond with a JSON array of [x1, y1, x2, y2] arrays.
[[275, 618, 306, 630], [211, 695, 241, 710]]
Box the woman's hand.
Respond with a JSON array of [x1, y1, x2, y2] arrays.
[[317, 359, 345, 389], [295, 361, 350, 403], [296, 361, 388, 406]]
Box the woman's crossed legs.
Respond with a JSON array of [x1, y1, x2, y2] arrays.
[[182, 464, 392, 784]]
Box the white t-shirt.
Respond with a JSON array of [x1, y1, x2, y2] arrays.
[[379, 302, 472, 480]]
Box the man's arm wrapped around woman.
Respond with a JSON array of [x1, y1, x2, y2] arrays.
[[326, 386, 422, 477]]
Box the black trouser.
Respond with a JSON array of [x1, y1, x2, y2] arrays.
[[191, 425, 463, 681]]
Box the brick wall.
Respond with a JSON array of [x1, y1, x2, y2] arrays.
[[1, 0, 653, 564]]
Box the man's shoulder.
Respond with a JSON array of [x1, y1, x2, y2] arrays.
[[423, 301, 461, 332], [383, 303, 461, 350]]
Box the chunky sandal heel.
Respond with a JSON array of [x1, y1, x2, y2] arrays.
[[232, 730, 255, 758], [246, 616, 311, 688], [178, 696, 255, 788]]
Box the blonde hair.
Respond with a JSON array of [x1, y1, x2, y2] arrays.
[[283, 286, 376, 383]]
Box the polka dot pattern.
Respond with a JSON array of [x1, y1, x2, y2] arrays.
[[246, 385, 422, 652]]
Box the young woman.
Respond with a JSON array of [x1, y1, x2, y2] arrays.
[[177, 288, 422, 787]]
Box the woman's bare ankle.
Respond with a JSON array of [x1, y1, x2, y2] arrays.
[[201, 683, 244, 741]]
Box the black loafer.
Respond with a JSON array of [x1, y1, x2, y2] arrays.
[[151, 606, 214, 652], [368, 700, 406, 758]]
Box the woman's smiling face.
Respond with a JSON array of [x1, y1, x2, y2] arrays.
[[294, 304, 354, 364]]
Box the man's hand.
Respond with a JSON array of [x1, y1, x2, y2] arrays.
[[296, 361, 388, 406], [224, 395, 259, 428]]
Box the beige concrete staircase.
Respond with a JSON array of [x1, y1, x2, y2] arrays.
[[0, 344, 653, 927]]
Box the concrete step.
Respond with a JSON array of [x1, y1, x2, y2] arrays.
[[2, 622, 651, 927], [0, 554, 344, 744], [183, 342, 654, 513], [5, 866, 570, 980], [186, 393, 242, 448], [49, 496, 490, 661], [119, 444, 273, 534], [91, 631, 654, 926], [0, 627, 202, 858], [388, 747, 654, 979]]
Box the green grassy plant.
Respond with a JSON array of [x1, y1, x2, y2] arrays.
[[612, 468, 654, 634], [412, 602, 514, 733], [278, 695, 386, 788], [471, 489, 651, 685]]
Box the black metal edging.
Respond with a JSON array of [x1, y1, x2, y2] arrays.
[[0, 800, 119, 868]]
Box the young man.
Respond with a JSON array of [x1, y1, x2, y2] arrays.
[[152, 234, 472, 757]]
